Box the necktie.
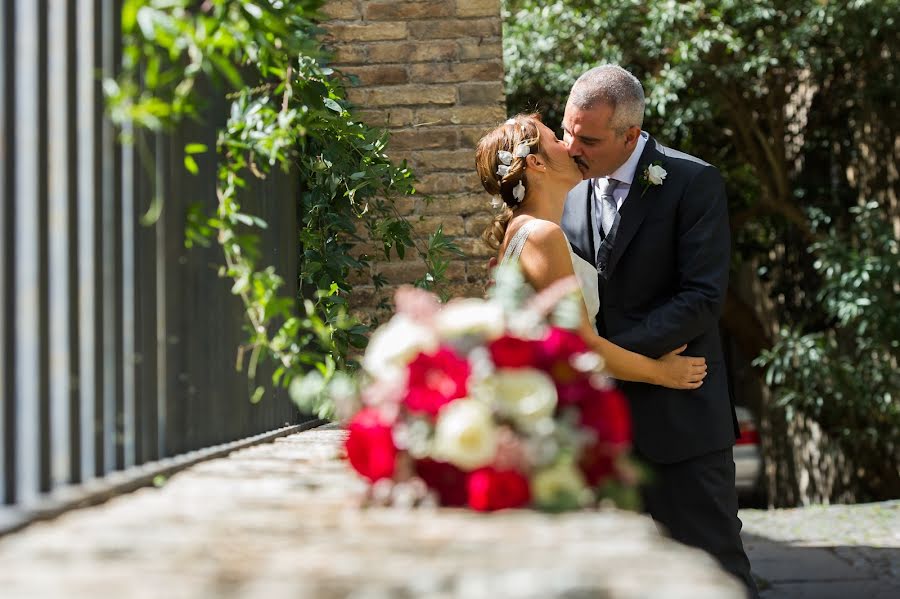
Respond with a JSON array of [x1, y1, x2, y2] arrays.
[[597, 178, 620, 238]]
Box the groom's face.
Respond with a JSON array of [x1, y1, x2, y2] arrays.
[[562, 102, 640, 180]]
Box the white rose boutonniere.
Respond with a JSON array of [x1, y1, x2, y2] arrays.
[[640, 161, 667, 196]]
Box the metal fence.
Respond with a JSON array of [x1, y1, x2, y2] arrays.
[[1, 0, 307, 521]]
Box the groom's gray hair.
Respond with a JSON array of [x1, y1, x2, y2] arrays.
[[568, 65, 645, 132]]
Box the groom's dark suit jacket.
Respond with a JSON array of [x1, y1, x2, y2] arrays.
[[563, 135, 739, 465]]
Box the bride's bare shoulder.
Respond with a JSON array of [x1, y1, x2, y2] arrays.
[[526, 219, 569, 248]]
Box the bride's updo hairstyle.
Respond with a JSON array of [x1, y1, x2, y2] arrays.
[[476, 113, 546, 250]]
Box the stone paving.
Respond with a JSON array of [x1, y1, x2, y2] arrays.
[[740, 501, 900, 599], [0, 424, 744, 599]]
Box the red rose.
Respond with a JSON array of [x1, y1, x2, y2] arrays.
[[537, 327, 589, 385], [467, 467, 531, 511], [415, 458, 469, 507], [579, 445, 616, 486], [578, 388, 631, 447], [403, 347, 471, 417], [487, 335, 540, 369], [345, 408, 397, 482]]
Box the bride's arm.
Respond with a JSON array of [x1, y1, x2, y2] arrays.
[[520, 224, 707, 390]]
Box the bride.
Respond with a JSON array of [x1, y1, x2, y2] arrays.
[[476, 114, 707, 389]]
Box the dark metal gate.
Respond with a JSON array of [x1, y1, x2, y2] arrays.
[[1, 0, 309, 530]]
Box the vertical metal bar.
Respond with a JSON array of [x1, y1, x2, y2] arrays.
[[13, 0, 43, 505], [100, 0, 120, 473], [0, 0, 12, 504], [65, 0, 82, 484], [135, 125, 158, 465], [121, 118, 136, 469], [47, 0, 74, 489], [155, 133, 168, 459], [76, 0, 99, 482]]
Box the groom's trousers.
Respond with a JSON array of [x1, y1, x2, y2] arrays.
[[637, 447, 760, 599]]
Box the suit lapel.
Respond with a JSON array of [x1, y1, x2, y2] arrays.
[[562, 179, 594, 262], [606, 137, 665, 277]]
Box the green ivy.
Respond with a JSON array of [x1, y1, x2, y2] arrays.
[[106, 0, 459, 414]]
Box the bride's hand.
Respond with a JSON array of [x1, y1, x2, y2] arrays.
[[655, 345, 707, 390]]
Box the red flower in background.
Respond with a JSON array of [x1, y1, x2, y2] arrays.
[[403, 347, 471, 417], [345, 408, 397, 482], [578, 388, 631, 446], [467, 467, 531, 511], [415, 458, 469, 507], [488, 335, 540, 369], [577, 388, 632, 486], [535, 327, 595, 405]]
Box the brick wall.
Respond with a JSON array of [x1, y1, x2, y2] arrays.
[[321, 0, 506, 319]]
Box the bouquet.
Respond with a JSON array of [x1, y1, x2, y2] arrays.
[[340, 265, 641, 512]]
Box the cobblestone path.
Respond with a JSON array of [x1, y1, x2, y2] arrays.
[[741, 500, 899, 599]]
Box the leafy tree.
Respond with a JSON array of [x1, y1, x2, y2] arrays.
[[504, 0, 899, 503]]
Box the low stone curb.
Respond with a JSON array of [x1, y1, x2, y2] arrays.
[[0, 424, 744, 598]]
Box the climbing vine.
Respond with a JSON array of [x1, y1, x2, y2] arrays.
[[106, 0, 459, 413]]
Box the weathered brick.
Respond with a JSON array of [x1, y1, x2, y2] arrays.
[[466, 255, 495, 281], [415, 172, 466, 195], [443, 280, 489, 298], [455, 0, 501, 18], [407, 149, 474, 172], [324, 22, 408, 42], [367, 41, 458, 64], [365, 1, 453, 20], [457, 40, 503, 61], [388, 127, 459, 151], [409, 61, 504, 84], [458, 81, 505, 105], [460, 125, 495, 147], [377, 260, 429, 285], [453, 236, 494, 258], [416, 105, 506, 127], [409, 19, 501, 40], [320, 1, 361, 20], [363, 84, 457, 107], [413, 214, 466, 237], [328, 43, 367, 65], [409, 193, 494, 216], [464, 212, 494, 235], [355, 107, 416, 128], [340, 65, 409, 86]]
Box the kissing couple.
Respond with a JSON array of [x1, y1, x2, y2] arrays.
[[476, 64, 759, 599]]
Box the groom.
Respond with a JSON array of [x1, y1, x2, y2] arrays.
[[560, 65, 758, 598]]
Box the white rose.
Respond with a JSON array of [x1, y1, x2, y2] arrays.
[[646, 164, 667, 185], [362, 314, 438, 381], [472, 368, 557, 429], [431, 399, 498, 470], [434, 298, 505, 340], [531, 461, 588, 509]]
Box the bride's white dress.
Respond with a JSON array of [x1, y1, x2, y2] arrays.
[[501, 220, 600, 331]]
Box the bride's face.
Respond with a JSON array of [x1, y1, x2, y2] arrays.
[[535, 122, 582, 190]]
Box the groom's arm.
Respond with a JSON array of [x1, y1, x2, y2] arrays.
[[609, 165, 730, 358]]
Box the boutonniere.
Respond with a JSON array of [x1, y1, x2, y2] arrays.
[[640, 161, 667, 196]]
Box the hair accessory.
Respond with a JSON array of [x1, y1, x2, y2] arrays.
[[490, 195, 504, 209], [512, 180, 526, 203], [505, 118, 517, 125], [513, 143, 531, 158], [497, 150, 513, 166], [496, 164, 510, 177]]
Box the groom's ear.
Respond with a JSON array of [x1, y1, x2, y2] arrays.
[[624, 126, 641, 147]]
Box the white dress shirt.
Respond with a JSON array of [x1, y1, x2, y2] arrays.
[[592, 131, 649, 211]]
